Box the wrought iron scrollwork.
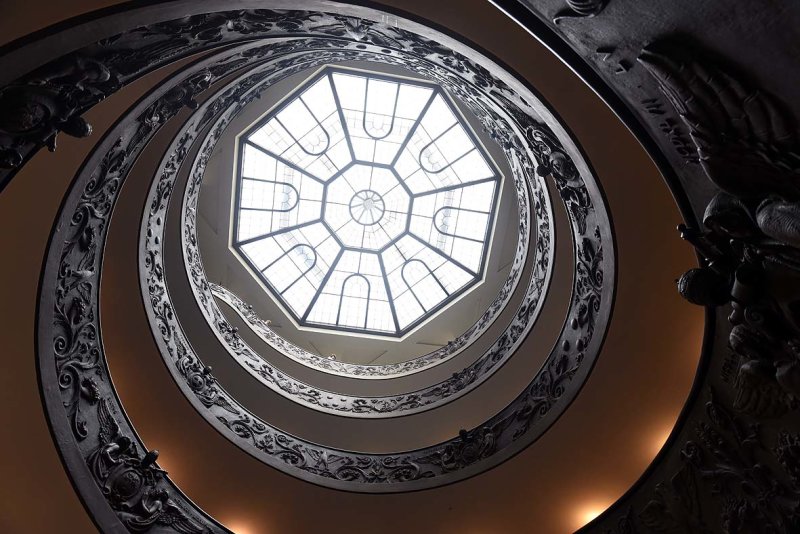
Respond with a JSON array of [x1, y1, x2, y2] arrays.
[[165, 46, 546, 417], [38, 44, 239, 532], [26, 10, 614, 534]]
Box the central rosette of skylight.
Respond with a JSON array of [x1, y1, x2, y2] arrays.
[[232, 67, 502, 337], [325, 165, 409, 249]]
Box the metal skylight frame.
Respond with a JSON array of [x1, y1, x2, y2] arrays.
[[231, 66, 503, 338]]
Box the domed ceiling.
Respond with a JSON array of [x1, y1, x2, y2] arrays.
[[231, 66, 504, 338]]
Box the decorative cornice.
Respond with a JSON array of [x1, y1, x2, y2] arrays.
[[39, 42, 250, 534]]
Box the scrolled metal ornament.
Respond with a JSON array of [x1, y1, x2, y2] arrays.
[[29, 13, 613, 534], [0, 5, 407, 190], [149, 33, 551, 414], [38, 38, 303, 534], [171, 51, 546, 412], [90, 399, 207, 533], [0, 56, 117, 168]]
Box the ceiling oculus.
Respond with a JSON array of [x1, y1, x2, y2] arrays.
[[233, 67, 502, 337]]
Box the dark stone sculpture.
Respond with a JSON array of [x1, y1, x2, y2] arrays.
[[642, 42, 800, 418], [90, 400, 205, 533], [554, 0, 608, 23], [0, 56, 120, 167]]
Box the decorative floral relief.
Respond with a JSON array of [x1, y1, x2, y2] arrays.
[[199, 89, 534, 381], [46, 58, 230, 531], [91, 399, 206, 533], [645, 41, 800, 418], [140, 34, 609, 485], [0, 56, 117, 169], [211, 282, 453, 378]]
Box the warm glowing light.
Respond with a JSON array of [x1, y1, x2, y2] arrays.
[[222, 519, 259, 534], [228, 525, 251, 534], [572, 502, 611, 530], [584, 508, 603, 523], [652, 427, 672, 457]]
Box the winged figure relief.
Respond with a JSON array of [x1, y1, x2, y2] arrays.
[[639, 42, 800, 201], [640, 41, 800, 416], [89, 399, 207, 533]]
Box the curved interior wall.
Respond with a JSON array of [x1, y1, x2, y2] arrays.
[[101, 36, 699, 525], [132, 20, 605, 488]]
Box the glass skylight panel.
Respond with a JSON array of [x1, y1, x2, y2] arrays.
[[248, 76, 351, 182], [237, 149, 324, 242], [232, 67, 502, 337], [304, 251, 395, 333], [332, 72, 434, 166], [408, 180, 496, 273]]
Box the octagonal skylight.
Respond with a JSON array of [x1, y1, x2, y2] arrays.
[[232, 67, 502, 337]]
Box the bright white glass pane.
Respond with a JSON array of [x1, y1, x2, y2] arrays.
[[241, 144, 277, 179], [418, 95, 456, 138], [331, 73, 366, 111], [395, 85, 434, 119], [450, 239, 484, 272], [302, 77, 337, 120]]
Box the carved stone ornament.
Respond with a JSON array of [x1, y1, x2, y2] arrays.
[[12, 5, 617, 531], [178, 62, 538, 385], [639, 40, 800, 419], [554, 0, 608, 24], [91, 399, 207, 533], [40, 46, 236, 534], [0, 56, 113, 169], [582, 39, 800, 533]]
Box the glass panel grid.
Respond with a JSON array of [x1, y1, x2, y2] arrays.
[[232, 67, 501, 336]]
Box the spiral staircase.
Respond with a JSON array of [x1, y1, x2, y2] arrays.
[[1, 1, 798, 533]]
